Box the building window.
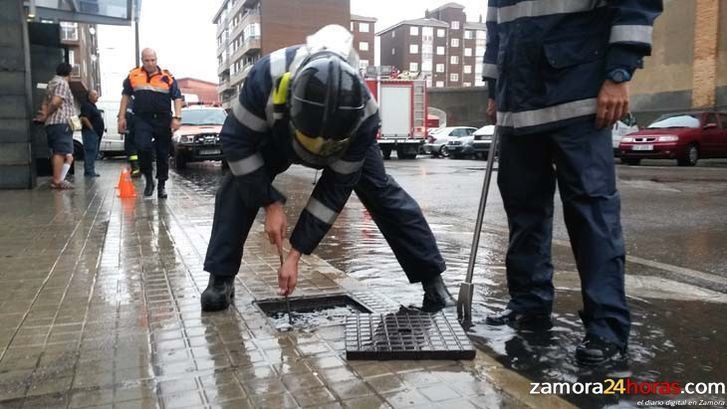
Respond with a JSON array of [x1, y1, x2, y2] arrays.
[[359, 22, 370, 33], [392, 31, 396, 38], [422, 61, 432, 72], [410, 26, 419, 36], [464, 30, 473, 39], [451, 38, 459, 47], [437, 29, 445, 38], [350, 22, 354, 31], [451, 21, 460, 30], [450, 55, 459, 64], [464, 48, 472, 57], [360, 60, 369, 69], [476, 30, 486, 39], [475, 63, 483, 74], [464, 65, 472, 74], [60, 22, 78, 41], [422, 26, 434, 41], [410, 44, 419, 54], [436, 46, 445, 55], [409, 62, 418, 72], [463, 82, 472, 87], [392, 48, 396, 55], [436, 81, 445, 87], [476, 46, 485, 57], [436, 63, 445, 73], [359, 42, 369, 51], [450, 73, 459, 82]]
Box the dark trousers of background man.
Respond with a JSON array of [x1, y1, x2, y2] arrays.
[[133, 113, 172, 181]]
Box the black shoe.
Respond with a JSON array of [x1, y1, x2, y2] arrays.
[[485, 309, 553, 329], [576, 335, 626, 366], [143, 174, 155, 197], [157, 181, 167, 199], [201, 275, 236, 312], [420, 275, 455, 312]]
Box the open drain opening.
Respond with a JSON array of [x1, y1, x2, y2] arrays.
[[255, 294, 374, 331]]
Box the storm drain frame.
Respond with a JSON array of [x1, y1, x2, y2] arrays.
[[345, 311, 476, 360], [254, 293, 375, 317]]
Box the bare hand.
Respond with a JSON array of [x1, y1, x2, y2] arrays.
[[596, 80, 630, 129], [278, 249, 301, 296], [265, 202, 287, 249], [487, 98, 497, 124], [171, 117, 181, 132], [33, 110, 47, 124], [118, 117, 127, 134]]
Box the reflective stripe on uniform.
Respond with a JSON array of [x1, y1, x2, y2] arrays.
[[497, 0, 606, 24], [305, 197, 338, 225], [610, 25, 653, 45], [227, 153, 265, 176], [329, 159, 364, 175], [486, 7, 498, 22], [497, 98, 597, 128], [482, 63, 498, 80], [232, 99, 268, 132], [361, 98, 378, 122], [132, 85, 170, 94]]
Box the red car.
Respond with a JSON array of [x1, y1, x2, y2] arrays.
[[618, 111, 727, 166]]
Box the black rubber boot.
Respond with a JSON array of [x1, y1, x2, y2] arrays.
[[420, 275, 455, 312], [201, 275, 236, 312], [576, 335, 626, 366], [485, 309, 553, 330], [157, 180, 167, 199], [143, 173, 155, 197]]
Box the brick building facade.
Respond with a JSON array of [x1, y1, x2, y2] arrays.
[[378, 3, 486, 88], [213, 0, 350, 109]]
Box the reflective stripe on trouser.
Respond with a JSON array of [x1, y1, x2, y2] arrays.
[[204, 143, 446, 282], [133, 116, 172, 181], [354, 144, 446, 283], [496, 119, 630, 347]]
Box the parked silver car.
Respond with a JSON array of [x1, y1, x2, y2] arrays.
[[422, 126, 477, 157], [446, 125, 496, 159]]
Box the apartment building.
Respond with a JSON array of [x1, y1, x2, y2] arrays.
[[350, 15, 376, 70], [213, 0, 350, 109], [59, 21, 101, 98], [378, 2, 486, 88]]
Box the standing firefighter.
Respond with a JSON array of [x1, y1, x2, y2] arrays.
[[483, 0, 662, 366], [201, 25, 453, 313], [117, 48, 183, 198]]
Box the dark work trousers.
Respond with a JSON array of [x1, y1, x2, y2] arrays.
[[497, 119, 630, 347], [124, 113, 138, 157], [203, 143, 446, 283], [134, 114, 172, 181], [81, 129, 99, 175]]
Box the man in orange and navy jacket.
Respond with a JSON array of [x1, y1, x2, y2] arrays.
[[117, 48, 183, 198]]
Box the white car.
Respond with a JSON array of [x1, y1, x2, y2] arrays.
[[71, 99, 126, 160], [422, 126, 477, 157], [612, 114, 639, 155]]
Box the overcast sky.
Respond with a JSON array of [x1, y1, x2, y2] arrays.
[[97, 0, 488, 99]]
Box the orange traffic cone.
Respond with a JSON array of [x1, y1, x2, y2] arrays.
[[117, 168, 136, 198]]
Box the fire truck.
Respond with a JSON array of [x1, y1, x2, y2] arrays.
[[365, 78, 428, 159]]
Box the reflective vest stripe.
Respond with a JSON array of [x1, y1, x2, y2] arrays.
[[610, 25, 653, 45], [228, 153, 265, 176], [497, 98, 597, 128], [497, 0, 606, 24], [305, 198, 338, 225], [232, 99, 268, 133], [329, 159, 364, 175]]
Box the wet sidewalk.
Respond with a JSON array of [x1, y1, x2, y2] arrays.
[[0, 161, 573, 409]]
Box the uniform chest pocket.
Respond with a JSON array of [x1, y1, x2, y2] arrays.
[[543, 36, 605, 69]]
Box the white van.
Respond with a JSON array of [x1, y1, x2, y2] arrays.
[[71, 99, 126, 160]]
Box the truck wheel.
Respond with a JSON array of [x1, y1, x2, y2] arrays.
[[381, 147, 392, 160], [677, 144, 698, 167], [174, 153, 187, 170], [396, 148, 416, 159]]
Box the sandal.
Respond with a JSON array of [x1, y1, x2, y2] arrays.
[[51, 180, 74, 190]]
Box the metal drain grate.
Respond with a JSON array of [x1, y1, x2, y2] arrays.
[[345, 310, 476, 360]]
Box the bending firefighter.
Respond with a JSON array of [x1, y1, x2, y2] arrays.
[[201, 25, 453, 313]]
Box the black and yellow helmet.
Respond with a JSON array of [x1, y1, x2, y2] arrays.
[[290, 51, 366, 162]]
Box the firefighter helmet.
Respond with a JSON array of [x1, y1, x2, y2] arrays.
[[290, 51, 366, 160]]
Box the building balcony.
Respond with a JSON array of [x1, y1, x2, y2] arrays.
[[217, 41, 228, 57], [217, 78, 230, 94], [240, 9, 260, 29], [229, 63, 254, 88], [217, 61, 230, 76], [243, 0, 260, 8], [236, 36, 260, 59]]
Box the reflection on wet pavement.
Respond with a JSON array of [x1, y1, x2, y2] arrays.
[[177, 162, 727, 408]]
